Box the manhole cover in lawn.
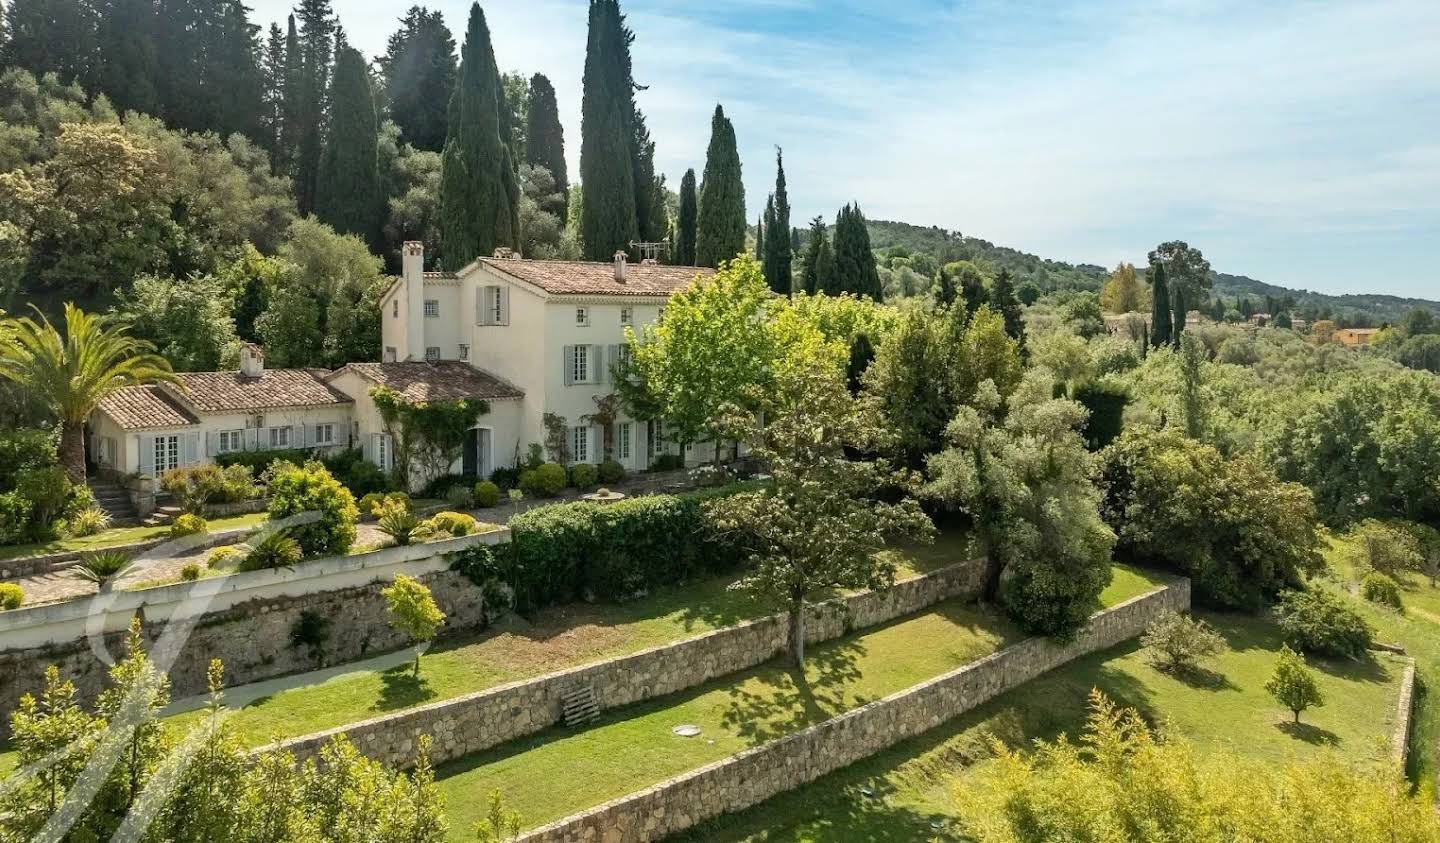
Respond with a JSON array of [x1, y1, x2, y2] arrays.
[[672, 725, 702, 737]]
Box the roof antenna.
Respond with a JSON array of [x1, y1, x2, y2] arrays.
[[628, 241, 669, 265]]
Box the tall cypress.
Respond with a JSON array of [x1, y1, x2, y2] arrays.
[[277, 16, 303, 174], [155, 0, 207, 130], [95, 0, 158, 115], [762, 148, 792, 294], [675, 168, 698, 266], [210, 0, 264, 140], [633, 111, 665, 244], [695, 104, 745, 267], [830, 203, 881, 300], [1149, 262, 1173, 348], [991, 268, 1026, 348], [293, 0, 336, 214], [439, 2, 518, 270], [381, 7, 456, 152], [261, 23, 287, 153], [1171, 285, 1187, 347], [755, 207, 767, 262], [800, 215, 830, 294], [316, 47, 381, 245], [524, 72, 568, 217], [579, 0, 638, 260]]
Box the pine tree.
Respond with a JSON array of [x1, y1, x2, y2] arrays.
[[380, 7, 456, 152], [800, 216, 831, 295], [1150, 262, 1173, 348], [316, 47, 381, 245], [154, 0, 207, 131], [0, 0, 96, 87], [293, 0, 336, 214], [675, 168, 698, 266], [991, 268, 1026, 348], [261, 23, 287, 153], [524, 72, 568, 217], [210, 0, 264, 140], [94, 0, 158, 115], [830, 203, 882, 301], [439, 2, 519, 270], [278, 15, 303, 174], [579, 0, 639, 260], [761, 148, 792, 295], [695, 104, 745, 267]]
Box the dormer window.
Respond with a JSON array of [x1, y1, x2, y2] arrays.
[[424, 300, 439, 318], [576, 307, 590, 326]]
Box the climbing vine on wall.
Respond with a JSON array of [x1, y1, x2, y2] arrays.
[[371, 386, 488, 489]]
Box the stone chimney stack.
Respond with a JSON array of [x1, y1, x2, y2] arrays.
[[403, 241, 426, 362], [239, 343, 265, 378], [613, 250, 628, 283]]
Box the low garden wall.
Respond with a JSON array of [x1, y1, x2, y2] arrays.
[[0, 530, 508, 720], [266, 557, 990, 768], [0, 524, 259, 581], [1393, 658, 1416, 765], [518, 579, 1191, 843]]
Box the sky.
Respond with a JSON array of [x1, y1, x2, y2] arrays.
[[249, 0, 1440, 299]]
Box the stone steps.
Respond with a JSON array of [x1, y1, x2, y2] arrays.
[[86, 479, 139, 525]]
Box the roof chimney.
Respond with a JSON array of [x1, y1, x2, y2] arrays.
[[613, 250, 628, 283], [402, 241, 426, 362], [239, 343, 265, 378]]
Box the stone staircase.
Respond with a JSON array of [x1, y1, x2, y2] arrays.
[[561, 685, 601, 727], [86, 478, 140, 526]]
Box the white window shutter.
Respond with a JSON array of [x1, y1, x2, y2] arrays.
[[204, 431, 215, 457], [183, 434, 199, 465], [499, 287, 510, 325], [478, 287, 491, 326], [563, 345, 574, 386], [139, 436, 154, 476]]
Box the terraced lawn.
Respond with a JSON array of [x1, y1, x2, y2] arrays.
[[433, 564, 1167, 837], [679, 606, 1406, 841], [0, 512, 270, 563]]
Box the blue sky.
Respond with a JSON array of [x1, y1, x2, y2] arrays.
[[250, 0, 1440, 298]]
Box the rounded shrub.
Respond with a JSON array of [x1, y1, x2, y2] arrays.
[[427, 511, 478, 537], [170, 513, 208, 538], [474, 481, 501, 508], [207, 546, 245, 570], [266, 461, 359, 558], [1276, 588, 1374, 659], [597, 460, 626, 485], [180, 563, 201, 582], [520, 463, 566, 498], [359, 492, 387, 519], [570, 463, 598, 491], [0, 582, 23, 610], [446, 484, 475, 510], [1361, 572, 1403, 609]]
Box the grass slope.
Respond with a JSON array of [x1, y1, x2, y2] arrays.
[[0, 512, 269, 562]]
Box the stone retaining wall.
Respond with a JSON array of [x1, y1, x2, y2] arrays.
[[517, 579, 1191, 843], [266, 558, 989, 768], [1392, 658, 1416, 765]]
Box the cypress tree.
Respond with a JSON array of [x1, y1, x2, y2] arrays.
[[95, 0, 158, 115], [695, 104, 745, 267], [1150, 262, 1172, 347], [316, 46, 381, 246], [762, 148, 792, 295], [278, 15, 303, 174], [293, 0, 336, 214], [1172, 285, 1187, 347], [755, 206, 767, 262], [800, 216, 830, 294], [1, 0, 96, 87], [831, 204, 882, 300], [155, 0, 207, 131], [381, 7, 456, 153], [579, 0, 638, 260], [439, 2, 518, 270], [261, 23, 287, 153], [991, 268, 1026, 348], [675, 168, 698, 266], [524, 72, 568, 217], [210, 0, 264, 140], [634, 111, 666, 244]]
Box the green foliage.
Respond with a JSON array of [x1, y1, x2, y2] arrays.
[[315, 46, 382, 245], [675, 168, 698, 266], [112, 272, 240, 371], [597, 459, 626, 485], [0, 581, 23, 609], [180, 562, 201, 582], [1276, 589, 1374, 659], [1341, 519, 1426, 578], [519, 462, 567, 498], [649, 453, 684, 472], [523, 73, 568, 218], [170, 512, 208, 538], [215, 447, 311, 473], [1073, 381, 1128, 450], [75, 549, 131, 585], [372, 385, 489, 491], [569, 462, 598, 490], [1099, 429, 1322, 610], [376, 497, 427, 546], [828, 203, 882, 300], [695, 104, 746, 267], [383, 573, 446, 675], [925, 372, 1114, 637], [427, 511, 478, 537], [474, 480, 501, 508], [381, 6, 457, 152], [578, 0, 641, 260], [799, 215, 834, 295], [1266, 643, 1324, 722], [473, 790, 522, 843], [265, 460, 359, 557], [160, 463, 259, 511], [290, 607, 331, 662], [207, 545, 245, 570], [762, 149, 792, 294], [65, 506, 110, 537], [1149, 261, 1173, 347], [1361, 571, 1403, 609], [238, 529, 302, 571], [444, 482, 475, 510], [320, 447, 393, 497], [1141, 610, 1227, 673]]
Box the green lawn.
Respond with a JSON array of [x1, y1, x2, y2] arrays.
[[0, 512, 269, 562], [435, 599, 1022, 838], [679, 607, 1406, 842]]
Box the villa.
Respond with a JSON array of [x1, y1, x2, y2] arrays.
[[89, 245, 716, 483]]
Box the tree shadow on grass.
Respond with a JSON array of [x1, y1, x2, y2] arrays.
[[720, 639, 865, 746], [1165, 664, 1238, 691], [375, 665, 435, 712], [1276, 719, 1340, 746]]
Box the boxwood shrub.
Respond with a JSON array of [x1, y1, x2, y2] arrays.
[[266, 462, 359, 557]]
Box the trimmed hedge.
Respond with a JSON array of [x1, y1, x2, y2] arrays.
[[216, 448, 314, 472], [454, 488, 747, 610]]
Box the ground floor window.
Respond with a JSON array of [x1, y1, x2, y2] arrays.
[[314, 424, 336, 446], [269, 427, 291, 448], [571, 426, 590, 463], [154, 435, 179, 474], [218, 430, 243, 453]]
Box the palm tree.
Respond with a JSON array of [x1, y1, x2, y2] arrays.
[[0, 304, 174, 482]]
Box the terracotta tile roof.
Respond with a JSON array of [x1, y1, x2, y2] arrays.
[[479, 258, 714, 297], [98, 386, 199, 430], [171, 370, 353, 413], [335, 361, 524, 403]]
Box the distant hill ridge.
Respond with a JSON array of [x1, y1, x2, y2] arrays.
[[864, 219, 1439, 321]]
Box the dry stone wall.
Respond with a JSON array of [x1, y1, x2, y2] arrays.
[[517, 579, 1191, 843], [268, 559, 990, 768], [0, 569, 483, 720]]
